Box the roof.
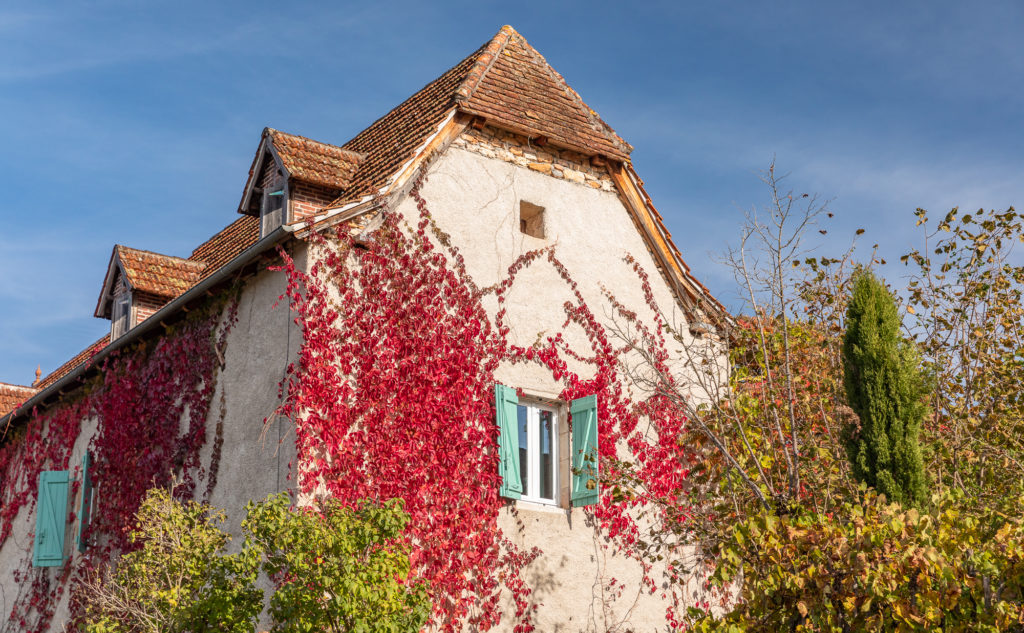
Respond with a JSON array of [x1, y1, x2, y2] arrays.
[[23, 24, 728, 421], [237, 25, 632, 210], [453, 26, 632, 162], [116, 245, 207, 299], [267, 129, 365, 190], [37, 335, 109, 390], [0, 383, 38, 417], [190, 215, 260, 279]]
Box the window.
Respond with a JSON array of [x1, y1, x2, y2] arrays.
[[519, 201, 545, 239], [495, 384, 599, 508], [260, 186, 285, 236], [76, 451, 94, 553], [111, 290, 131, 339], [516, 402, 557, 504]]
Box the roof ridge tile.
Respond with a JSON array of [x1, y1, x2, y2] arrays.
[[453, 25, 515, 104]]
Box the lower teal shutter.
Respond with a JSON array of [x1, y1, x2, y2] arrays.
[[571, 395, 599, 507], [495, 384, 522, 499], [77, 452, 93, 553], [33, 470, 70, 567]]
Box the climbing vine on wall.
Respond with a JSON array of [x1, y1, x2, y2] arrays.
[[275, 170, 702, 631], [0, 298, 237, 632]]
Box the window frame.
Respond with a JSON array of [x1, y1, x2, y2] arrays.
[[516, 400, 559, 506], [111, 290, 132, 339], [260, 184, 287, 237]]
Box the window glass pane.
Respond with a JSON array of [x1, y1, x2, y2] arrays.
[[517, 405, 529, 496], [539, 410, 554, 500]]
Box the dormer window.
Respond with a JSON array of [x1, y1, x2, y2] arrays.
[[95, 245, 206, 340], [110, 288, 132, 340], [260, 185, 285, 236]]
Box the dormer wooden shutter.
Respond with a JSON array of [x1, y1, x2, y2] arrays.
[[261, 187, 285, 236]]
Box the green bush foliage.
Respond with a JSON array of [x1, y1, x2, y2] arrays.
[[80, 489, 430, 633], [842, 270, 928, 506], [689, 490, 1024, 632], [244, 494, 431, 633], [81, 487, 263, 633]]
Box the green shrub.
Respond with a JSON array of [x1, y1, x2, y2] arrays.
[[842, 270, 928, 506]]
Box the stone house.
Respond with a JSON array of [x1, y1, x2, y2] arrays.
[[0, 25, 728, 632]]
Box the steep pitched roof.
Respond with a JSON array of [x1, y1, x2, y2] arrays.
[[328, 43, 483, 204], [0, 383, 38, 417], [117, 245, 207, 299], [267, 129, 365, 190], [453, 26, 631, 162], [238, 26, 630, 209]]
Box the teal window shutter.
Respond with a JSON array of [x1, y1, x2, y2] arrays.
[[77, 452, 93, 553], [33, 470, 70, 567], [495, 384, 523, 499], [571, 395, 599, 507]]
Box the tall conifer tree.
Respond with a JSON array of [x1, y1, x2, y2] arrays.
[[842, 270, 928, 506]]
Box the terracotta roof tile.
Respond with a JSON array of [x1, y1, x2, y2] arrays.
[[266, 129, 365, 190], [190, 215, 260, 278], [0, 383, 39, 417], [457, 28, 631, 161], [325, 25, 629, 207], [331, 44, 483, 204], [117, 245, 207, 300], [36, 335, 109, 391]]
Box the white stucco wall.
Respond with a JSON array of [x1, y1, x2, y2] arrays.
[[0, 248, 303, 632], [0, 139, 717, 633], [390, 143, 708, 632]]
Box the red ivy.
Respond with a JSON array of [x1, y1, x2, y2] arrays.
[[0, 302, 237, 632], [275, 170, 701, 631]]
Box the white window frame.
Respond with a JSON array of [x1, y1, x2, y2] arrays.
[[518, 402, 559, 505]]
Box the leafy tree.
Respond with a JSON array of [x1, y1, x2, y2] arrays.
[[841, 270, 928, 506], [243, 494, 431, 633], [79, 487, 263, 633], [688, 490, 1024, 632], [902, 207, 1024, 508], [79, 489, 429, 633]]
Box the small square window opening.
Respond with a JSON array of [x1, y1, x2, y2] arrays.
[[519, 201, 545, 239]]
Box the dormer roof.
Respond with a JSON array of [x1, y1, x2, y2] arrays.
[[0, 382, 39, 417], [94, 245, 207, 319], [238, 129, 365, 216], [268, 129, 365, 189]]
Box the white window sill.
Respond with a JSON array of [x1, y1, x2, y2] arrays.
[[514, 498, 566, 514]]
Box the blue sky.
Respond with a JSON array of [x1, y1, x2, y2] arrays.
[[2, 1, 1022, 385]]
